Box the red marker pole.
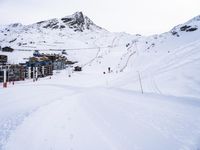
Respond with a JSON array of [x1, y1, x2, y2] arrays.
[[3, 69, 7, 88]]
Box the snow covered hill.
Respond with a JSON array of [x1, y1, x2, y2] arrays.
[[0, 11, 107, 49], [0, 11, 138, 64], [112, 15, 200, 98], [0, 13, 200, 150]]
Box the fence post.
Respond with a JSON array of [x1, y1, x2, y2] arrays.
[[28, 67, 31, 79], [3, 69, 7, 88], [137, 71, 143, 94], [33, 67, 35, 82], [42, 66, 45, 77], [35, 67, 38, 80]]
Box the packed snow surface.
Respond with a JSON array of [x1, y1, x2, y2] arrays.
[[1, 69, 200, 150], [0, 13, 200, 150]]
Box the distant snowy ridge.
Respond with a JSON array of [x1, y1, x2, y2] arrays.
[[0, 12, 200, 51], [0, 12, 200, 72], [170, 15, 200, 37], [33, 11, 103, 32], [0, 11, 108, 49], [1, 13, 200, 150]]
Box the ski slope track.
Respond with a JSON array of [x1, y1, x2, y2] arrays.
[[1, 13, 200, 150]]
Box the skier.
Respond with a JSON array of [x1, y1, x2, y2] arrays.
[[108, 67, 111, 73]]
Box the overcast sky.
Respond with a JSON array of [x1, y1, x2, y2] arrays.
[[0, 0, 199, 35]]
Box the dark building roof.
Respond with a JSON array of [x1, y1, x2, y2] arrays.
[[2, 47, 14, 52]]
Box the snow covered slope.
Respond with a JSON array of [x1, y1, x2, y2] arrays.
[[0, 13, 200, 150], [111, 15, 200, 98], [0, 11, 107, 49], [1, 76, 200, 150], [0, 11, 138, 64]]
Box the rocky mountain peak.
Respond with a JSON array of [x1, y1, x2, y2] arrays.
[[31, 11, 102, 32], [170, 15, 200, 37], [60, 11, 99, 32]]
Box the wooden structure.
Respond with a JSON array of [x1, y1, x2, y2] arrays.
[[39, 53, 67, 70], [0, 55, 8, 64], [33, 50, 41, 57], [0, 66, 7, 83], [62, 50, 67, 55], [2, 47, 14, 52], [8, 65, 26, 81], [0, 59, 53, 83], [0, 64, 25, 83], [53, 61, 66, 70], [74, 66, 82, 71], [26, 57, 53, 78], [0, 52, 77, 85]]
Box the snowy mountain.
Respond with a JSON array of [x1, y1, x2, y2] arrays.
[[0, 12, 200, 86], [137, 15, 200, 54], [114, 15, 200, 98], [171, 15, 200, 36], [0, 11, 138, 64], [0, 11, 107, 49], [37, 11, 102, 31], [0, 13, 199, 52], [1, 13, 200, 150]]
